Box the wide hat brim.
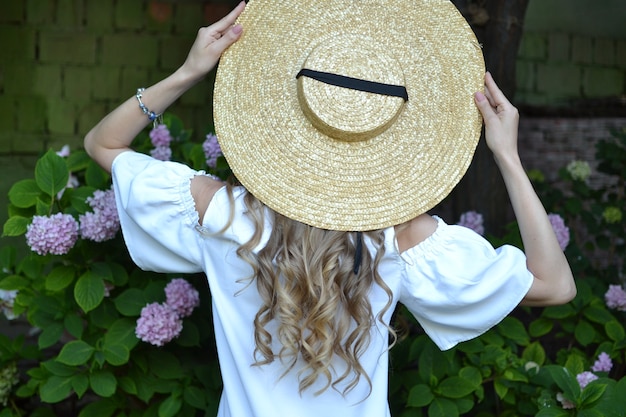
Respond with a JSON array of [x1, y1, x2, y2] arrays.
[[214, 0, 485, 231]]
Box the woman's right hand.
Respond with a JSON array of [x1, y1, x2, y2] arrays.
[[179, 1, 246, 83]]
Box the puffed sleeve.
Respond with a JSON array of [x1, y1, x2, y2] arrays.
[[399, 217, 534, 350], [111, 151, 210, 273]]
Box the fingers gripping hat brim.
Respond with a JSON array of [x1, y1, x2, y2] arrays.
[[214, 0, 485, 231]]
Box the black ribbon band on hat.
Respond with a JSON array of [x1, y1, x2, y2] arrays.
[[297, 69, 409, 101], [353, 231, 363, 275]]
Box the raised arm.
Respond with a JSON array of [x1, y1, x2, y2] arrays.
[[84, 1, 245, 173], [474, 72, 576, 306]]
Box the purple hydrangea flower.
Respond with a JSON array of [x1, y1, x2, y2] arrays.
[[79, 189, 120, 242], [202, 133, 222, 169], [548, 213, 570, 250], [135, 302, 183, 346], [25, 213, 79, 255], [576, 371, 598, 389], [149, 124, 173, 147], [457, 210, 485, 236], [605, 284, 626, 311], [164, 278, 200, 318], [56, 144, 71, 158], [150, 145, 172, 161], [591, 352, 613, 373]]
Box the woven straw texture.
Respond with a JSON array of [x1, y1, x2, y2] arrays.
[[214, 0, 485, 231]]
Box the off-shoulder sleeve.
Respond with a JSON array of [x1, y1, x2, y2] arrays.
[[111, 151, 209, 273], [399, 217, 533, 351]]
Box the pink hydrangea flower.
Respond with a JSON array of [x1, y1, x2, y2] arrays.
[[150, 145, 172, 161], [457, 210, 485, 236], [135, 302, 183, 346], [556, 392, 575, 409], [164, 278, 200, 318], [576, 371, 598, 389], [591, 352, 613, 373], [79, 188, 120, 242], [548, 213, 570, 250], [605, 285, 626, 311], [202, 133, 222, 169], [25, 213, 79, 255], [149, 124, 173, 147]]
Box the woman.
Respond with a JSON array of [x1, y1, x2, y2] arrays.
[[85, 1, 575, 416]]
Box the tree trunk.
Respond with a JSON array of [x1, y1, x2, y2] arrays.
[[445, 0, 530, 236]]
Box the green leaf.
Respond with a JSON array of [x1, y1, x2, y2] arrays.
[[64, 314, 84, 339], [57, 340, 95, 366], [494, 378, 508, 399], [546, 365, 581, 400], [438, 376, 477, 399], [2, 216, 30, 237], [458, 367, 482, 388], [104, 318, 139, 351], [8, 179, 42, 208], [605, 320, 625, 342], [74, 270, 105, 313], [118, 376, 138, 395], [72, 373, 90, 398], [407, 384, 434, 407], [90, 370, 117, 397], [0, 274, 30, 290], [45, 265, 75, 291], [85, 160, 110, 189], [522, 342, 546, 366], [428, 397, 458, 417], [38, 322, 64, 349], [35, 150, 70, 197], [580, 382, 607, 407], [497, 316, 529, 346], [176, 321, 200, 347], [148, 351, 184, 380], [77, 399, 118, 417], [564, 354, 585, 376], [159, 394, 183, 417], [583, 305, 616, 324], [65, 186, 97, 213], [114, 288, 150, 316], [40, 375, 73, 403], [542, 304, 576, 319], [42, 360, 75, 377], [183, 386, 207, 410], [103, 344, 130, 366], [574, 320, 596, 346], [66, 150, 92, 172], [529, 318, 554, 337]]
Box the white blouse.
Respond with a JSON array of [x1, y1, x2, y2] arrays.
[[112, 151, 533, 417]]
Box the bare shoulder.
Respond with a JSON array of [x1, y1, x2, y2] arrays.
[[394, 213, 439, 253], [190, 175, 225, 224]]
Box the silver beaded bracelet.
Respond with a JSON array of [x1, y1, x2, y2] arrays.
[[135, 88, 163, 126]]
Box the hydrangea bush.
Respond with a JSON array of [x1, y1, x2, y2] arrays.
[[1, 116, 625, 416]]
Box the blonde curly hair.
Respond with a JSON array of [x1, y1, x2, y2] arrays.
[[227, 188, 396, 396]]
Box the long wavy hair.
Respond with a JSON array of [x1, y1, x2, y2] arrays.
[[225, 186, 396, 396]]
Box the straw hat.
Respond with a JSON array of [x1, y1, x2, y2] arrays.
[[214, 0, 485, 231]]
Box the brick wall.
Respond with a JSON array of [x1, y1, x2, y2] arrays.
[[0, 0, 235, 228], [516, 31, 626, 106]]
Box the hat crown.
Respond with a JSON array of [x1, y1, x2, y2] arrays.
[[297, 36, 407, 143]]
